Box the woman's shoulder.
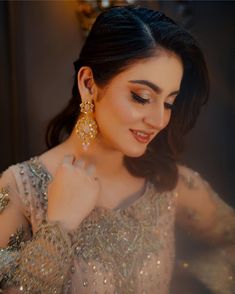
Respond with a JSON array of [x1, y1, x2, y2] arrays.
[[0, 144, 66, 226], [0, 164, 20, 213], [1, 154, 54, 218], [37, 141, 70, 176], [174, 163, 203, 208], [0, 159, 31, 197], [176, 163, 201, 190], [13, 140, 67, 179], [3, 156, 52, 188], [174, 163, 217, 217], [0, 158, 43, 223]]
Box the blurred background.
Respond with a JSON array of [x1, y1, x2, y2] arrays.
[[0, 0, 235, 293]]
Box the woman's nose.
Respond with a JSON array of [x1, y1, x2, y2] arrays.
[[143, 104, 167, 131]]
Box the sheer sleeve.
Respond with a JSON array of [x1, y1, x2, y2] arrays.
[[0, 168, 75, 293], [175, 165, 235, 294]]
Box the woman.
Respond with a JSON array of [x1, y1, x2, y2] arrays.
[[0, 5, 234, 294]]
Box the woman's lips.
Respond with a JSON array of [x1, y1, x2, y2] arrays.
[[130, 129, 153, 144]]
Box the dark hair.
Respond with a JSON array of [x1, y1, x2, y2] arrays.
[[46, 6, 209, 191]]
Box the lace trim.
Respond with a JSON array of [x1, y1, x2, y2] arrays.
[[0, 186, 10, 214]]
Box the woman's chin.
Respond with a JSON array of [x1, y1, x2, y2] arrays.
[[123, 146, 147, 158]]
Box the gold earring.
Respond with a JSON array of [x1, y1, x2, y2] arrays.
[[75, 100, 98, 150]]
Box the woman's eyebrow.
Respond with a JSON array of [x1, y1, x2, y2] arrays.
[[128, 80, 179, 97]]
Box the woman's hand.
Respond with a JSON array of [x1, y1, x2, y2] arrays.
[[47, 155, 100, 231]]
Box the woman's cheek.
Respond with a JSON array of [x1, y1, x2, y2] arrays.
[[165, 111, 172, 127], [110, 98, 135, 124]]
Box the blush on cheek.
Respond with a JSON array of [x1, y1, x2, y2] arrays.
[[110, 99, 136, 125]]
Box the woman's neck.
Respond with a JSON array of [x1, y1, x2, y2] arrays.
[[60, 130, 127, 179]]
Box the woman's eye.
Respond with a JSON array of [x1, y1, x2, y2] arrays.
[[131, 91, 150, 105], [131, 91, 175, 110], [164, 102, 175, 111]]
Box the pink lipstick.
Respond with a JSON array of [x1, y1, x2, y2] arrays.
[[130, 129, 152, 144]]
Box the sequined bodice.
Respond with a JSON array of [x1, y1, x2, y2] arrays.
[[11, 158, 177, 294]]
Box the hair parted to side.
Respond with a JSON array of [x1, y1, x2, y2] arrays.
[[46, 5, 209, 191]]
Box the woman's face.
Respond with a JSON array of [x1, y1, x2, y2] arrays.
[[94, 50, 183, 157]]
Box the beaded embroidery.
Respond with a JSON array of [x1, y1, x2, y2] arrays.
[[0, 186, 10, 214], [10, 221, 74, 294], [0, 225, 26, 289], [70, 188, 176, 292], [17, 157, 52, 220], [7, 225, 26, 249], [179, 170, 199, 189], [27, 157, 52, 209], [1, 160, 235, 293], [10, 157, 177, 293]]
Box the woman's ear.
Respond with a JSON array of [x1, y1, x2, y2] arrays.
[[77, 66, 98, 101]]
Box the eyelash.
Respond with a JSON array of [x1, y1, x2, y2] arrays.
[[131, 91, 150, 104], [130, 92, 175, 110]]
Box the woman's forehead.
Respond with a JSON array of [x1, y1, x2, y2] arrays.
[[109, 53, 183, 89]]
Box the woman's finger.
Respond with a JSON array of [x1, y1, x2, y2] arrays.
[[74, 159, 86, 169], [63, 154, 74, 165], [86, 164, 96, 176]]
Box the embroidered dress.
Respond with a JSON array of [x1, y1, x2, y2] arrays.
[[1, 157, 235, 293], [0, 158, 177, 294]]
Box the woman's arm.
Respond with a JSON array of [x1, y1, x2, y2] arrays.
[[175, 165, 235, 294], [0, 169, 74, 294], [175, 165, 235, 245]]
